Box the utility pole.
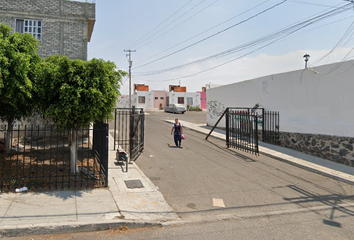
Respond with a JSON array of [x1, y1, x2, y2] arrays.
[[124, 49, 136, 109]]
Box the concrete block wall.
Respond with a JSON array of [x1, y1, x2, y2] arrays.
[[0, 0, 95, 60], [281, 132, 354, 166]]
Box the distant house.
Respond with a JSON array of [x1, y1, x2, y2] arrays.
[[0, 0, 96, 60], [197, 87, 207, 110], [117, 84, 201, 111]]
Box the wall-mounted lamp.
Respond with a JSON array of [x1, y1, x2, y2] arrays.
[[303, 54, 310, 69]]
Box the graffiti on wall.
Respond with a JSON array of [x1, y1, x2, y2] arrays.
[[207, 101, 226, 120]]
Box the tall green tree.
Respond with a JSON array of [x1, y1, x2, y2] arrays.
[[39, 55, 126, 173], [0, 24, 41, 153]]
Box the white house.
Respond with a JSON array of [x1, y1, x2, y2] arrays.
[[117, 89, 202, 111], [167, 92, 201, 109]]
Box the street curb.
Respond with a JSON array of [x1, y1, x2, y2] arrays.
[[162, 120, 354, 185], [260, 151, 354, 185], [161, 202, 354, 227], [0, 220, 164, 238]]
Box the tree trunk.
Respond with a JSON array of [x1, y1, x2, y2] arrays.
[[70, 128, 79, 174], [5, 118, 14, 154]]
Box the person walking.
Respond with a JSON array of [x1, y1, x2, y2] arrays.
[[171, 118, 183, 147]]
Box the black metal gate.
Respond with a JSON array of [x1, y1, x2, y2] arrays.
[[206, 107, 280, 155], [113, 108, 145, 161], [262, 111, 280, 145], [93, 122, 109, 186], [226, 108, 259, 155]]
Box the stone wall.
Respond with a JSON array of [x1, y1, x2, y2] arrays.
[[280, 132, 354, 166], [0, 0, 95, 60]]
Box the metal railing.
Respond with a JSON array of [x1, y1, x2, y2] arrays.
[[0, 124, 107, 192], [226, 109, 259, 155], [113, 108, 145, 170], [262, 111, 280, 145], [206, 107, 280, 155]]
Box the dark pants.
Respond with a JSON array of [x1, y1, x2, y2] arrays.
[[174, 134, 182, 147]]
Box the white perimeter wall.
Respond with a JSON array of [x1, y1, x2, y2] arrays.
[[207, 60, 354, 137]]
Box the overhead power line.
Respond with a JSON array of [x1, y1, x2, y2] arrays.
[[126, 0, 193, 50], [132, 0, 209, 50], [135, 0, 220, 51], [134, 0, 288, 69], [114, 0, 194, 65], [135, 0, 271, 65], [134, 3, 353, 80]]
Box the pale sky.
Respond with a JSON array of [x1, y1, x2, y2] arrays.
[[88, 0, 354, 94]]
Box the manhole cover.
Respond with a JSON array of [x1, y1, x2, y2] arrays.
[[124, 180, 144, 189]]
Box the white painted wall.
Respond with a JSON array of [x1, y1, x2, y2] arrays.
[[207, 60, 354, 137], [167, 92, 201, 109], [116, 94, 137, 109], [117, 92, 156, 111]]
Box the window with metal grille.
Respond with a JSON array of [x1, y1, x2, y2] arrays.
[[16, 19, 42, 41], [187, 97, 193, 105], [138, 96, 145, 104], [178, 97, 184, 104]]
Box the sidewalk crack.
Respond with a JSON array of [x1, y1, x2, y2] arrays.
[[0, 194, 17, 224]]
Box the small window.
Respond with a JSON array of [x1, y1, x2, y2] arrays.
[[200, 98, 204, 101], [160, 97, 164, 100], [178, 97, 184, 104], [155, 97, 158, 100], [138, 96, 146, 104], [16, 19, 42, 41], [187, 97, 193, 105]]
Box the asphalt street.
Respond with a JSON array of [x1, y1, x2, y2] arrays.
[[134, 112, 354, 223], [7, 209, 354, 240]]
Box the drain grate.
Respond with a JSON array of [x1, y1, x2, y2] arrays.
[[124, 180, 144, 189]]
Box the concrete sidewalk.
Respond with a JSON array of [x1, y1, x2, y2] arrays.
[[0, 134, 178, 238], [164, 119, 354, 185]]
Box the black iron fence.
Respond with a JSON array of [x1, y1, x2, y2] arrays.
[[206, 107, 280, 155], [262, 111, 280, 145], [113, 108, 145, 162], [226, 108, 259, 155], [0, 124, 108, 192]]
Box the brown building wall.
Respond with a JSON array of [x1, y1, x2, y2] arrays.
[[134, 84, 149, 92]]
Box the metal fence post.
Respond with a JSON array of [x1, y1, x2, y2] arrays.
[[255, 115, 259, 155], [140, 109, 145, 152], [114, 109, 117, 150], [226, 109, 230, 148], [104, 123, 109, 186]]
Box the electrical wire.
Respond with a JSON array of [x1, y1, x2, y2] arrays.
[[136, 4, 352, 76], [115, 0, 217, 67], [135, 0, 220, 51], [288, 0, 341, 8], [132, 0, 209, 50], [312, 18, 354, 65], [113, 0, 194, 65], [134, 0, 289, 69], [134, 3, 353, 81], [126, 0, 194, 50], [135, 0, 271, 65]]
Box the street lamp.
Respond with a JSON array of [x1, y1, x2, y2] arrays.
[[303, 54, 310, 69]]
